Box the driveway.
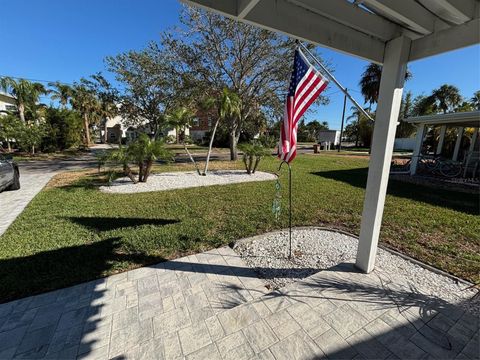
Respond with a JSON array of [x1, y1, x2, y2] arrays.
[[0, 156, 97, 236]]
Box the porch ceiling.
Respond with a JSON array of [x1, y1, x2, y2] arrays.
[[181, 0, 479, 63]]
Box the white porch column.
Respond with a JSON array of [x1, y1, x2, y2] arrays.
[[410, 124, 427, 175], [452, 126, 464, 161], [355, 36, 411, 273], [436, 125, 447, 155]]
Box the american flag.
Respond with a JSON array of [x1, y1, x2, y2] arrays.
[[279, 48, 328, 163]]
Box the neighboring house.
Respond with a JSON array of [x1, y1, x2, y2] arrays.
[[102, 115, 190, 144], [190, 110, 214, 143], [0, 92, 17, 115]]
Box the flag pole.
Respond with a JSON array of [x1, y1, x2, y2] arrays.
[[278, 160, 292, 259], [297, 41, 374, 122]]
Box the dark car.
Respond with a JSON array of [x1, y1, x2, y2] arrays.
[[0, 155, 20, 192]]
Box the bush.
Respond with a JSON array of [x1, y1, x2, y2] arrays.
[[103, 134, 173, 183], [238, 143, 270, 174], [40, 107, 83, 152]]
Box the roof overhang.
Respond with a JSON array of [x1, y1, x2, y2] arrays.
[[181, 0, 480, 64], [405, 111, 480, 128]]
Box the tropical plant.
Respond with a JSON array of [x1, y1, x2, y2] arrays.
[[431, 84, 462, 114], [470, 90, 480, 110], [396, 91, 416, 138], [166, 106, 202, 174], [48, 82, 73, 108], [40, 107, 83, 151], [359, 63, 412, 108], [202, 88, 241, 175], [0, 77, 47, 122], [69, 84, 100, 146], [239, 143, 270, 174], [163, 7, 330, 160], [0, 114, 21, 152], [106, 44, 173, 139]]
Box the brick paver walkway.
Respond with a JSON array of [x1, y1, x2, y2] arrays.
[[0, 247, 477, 359]]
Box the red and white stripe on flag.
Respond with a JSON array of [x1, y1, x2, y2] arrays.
[[279, 48, 328, 163]]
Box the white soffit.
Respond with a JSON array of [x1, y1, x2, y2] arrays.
[[181, 0, 480, 64]]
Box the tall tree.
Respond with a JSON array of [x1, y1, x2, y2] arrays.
[[48, 82, 73, 108], [163, 6, 329, 160], [69, 83, 100, 146], [396, 91, 416, 138], [359, 63, 412, 108], [106, 44, 174, 139], [202, 88, 241, 174], [82, 74, 119, 143], [431, 84, 462, 114], [0, 77, 47, 122], [470, 90, 480, 110]]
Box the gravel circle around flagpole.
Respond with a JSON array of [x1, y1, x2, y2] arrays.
[[99, 170, 277, 194], [233, 227, 479, 315]]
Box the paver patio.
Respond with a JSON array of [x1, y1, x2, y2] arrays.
[[0, 246, 477, 359]]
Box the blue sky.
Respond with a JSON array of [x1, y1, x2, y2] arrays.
[[1, 0, 479, 130]]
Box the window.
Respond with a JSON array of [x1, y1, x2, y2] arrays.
[[5, 105, 16, 112], [207, 116, 212, 127], [192, 117, 200, 127]]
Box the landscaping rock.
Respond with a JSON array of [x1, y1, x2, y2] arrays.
[[99, 170, 277, 194], [233, 228, 479, 315]]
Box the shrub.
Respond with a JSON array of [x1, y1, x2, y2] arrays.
[[239, 143, 270, 174], [103, 134, 173, 183]]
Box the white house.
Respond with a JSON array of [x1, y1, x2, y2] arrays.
[[0, 92, 17, 115], [102, 115, 189, 144]]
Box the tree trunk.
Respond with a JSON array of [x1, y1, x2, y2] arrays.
[[123, 164, 137, 184], [83, 113, 91, 147], [143, 160, 153, 182], [229, 131, 238, 161], [7, 141, 11, 152], [18, 103, 26, 122], [138, 162, 144, 182], [31, 145, 35, 155], [252, 157, 261, 174], [203, 119, 220, 175], [104, 119, 108, 144], [176, 126, 180, 144], [184, 143, 201, 175]]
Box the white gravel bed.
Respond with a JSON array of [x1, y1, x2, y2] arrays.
[[234, 227, 479, 314], [99, 170, 277, 193]]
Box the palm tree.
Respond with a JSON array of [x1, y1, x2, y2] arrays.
[[48, 82, 72, 108], [202, 88, 241, 175], [431, 84, 462, 114], [127, 134, 172, 182], [359, 63, 412, 108], [70, 85, 99, 146], [470, 90, 480, 110], [167, 106, 201, 175], [0, 77, 47, 122]]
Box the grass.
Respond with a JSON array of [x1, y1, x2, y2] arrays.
[[0, 154, 478, 302]]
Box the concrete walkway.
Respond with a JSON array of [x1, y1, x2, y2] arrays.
[[0, 156, 97, 236], [0, 246, 477, 360]]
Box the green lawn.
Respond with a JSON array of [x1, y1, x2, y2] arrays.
[[0, 154, 478, 302]]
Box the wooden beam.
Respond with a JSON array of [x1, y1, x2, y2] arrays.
[[243, 0, 386, 63], [237, 0, 260, 19], [425, 0, 476, 24], [287, 0, 400, 41], [410, 18, 480, 61], [181, 0, 386, 63], [363, 0, 448, 34]]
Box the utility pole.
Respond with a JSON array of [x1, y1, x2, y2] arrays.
[[338, 90, 347, 152]]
